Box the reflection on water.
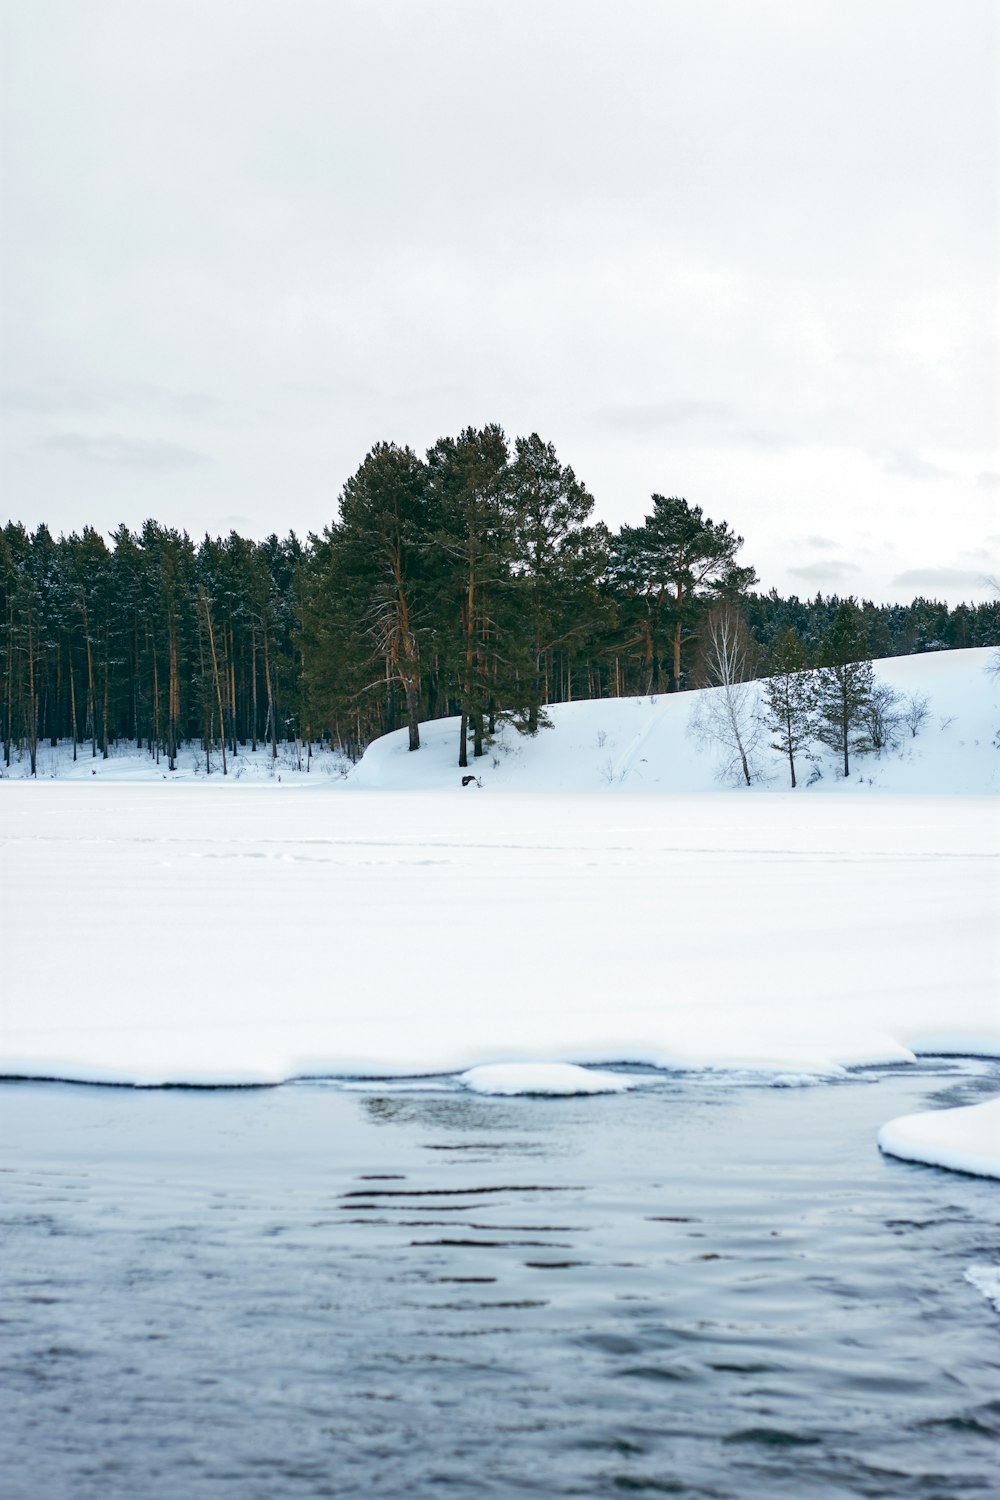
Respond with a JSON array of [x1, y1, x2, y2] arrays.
[[1, 1062, 999, 1499]]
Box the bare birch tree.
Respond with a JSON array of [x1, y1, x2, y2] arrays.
[[689, 603, 762, 786]]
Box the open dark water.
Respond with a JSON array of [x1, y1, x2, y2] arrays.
[[2, 1063, 999, 1500]]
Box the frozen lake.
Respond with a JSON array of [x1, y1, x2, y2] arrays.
[[3, 1064, 999, 1499], [2, 786, 997, 1088]]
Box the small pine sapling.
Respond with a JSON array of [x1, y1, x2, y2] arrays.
[[815, 600, 875, 777], [761, 627, 815, 788]]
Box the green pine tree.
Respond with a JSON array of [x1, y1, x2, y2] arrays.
[[606, 495, 756, 694], [761, 627, 815, 788], [815, 600, 874, 777]]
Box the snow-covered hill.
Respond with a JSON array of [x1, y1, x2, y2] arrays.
[[353, 647, 999, 796], [3, 647, 996, 794]]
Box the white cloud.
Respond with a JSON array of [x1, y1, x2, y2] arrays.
[[892, 566, 993, 590], [884, 450, 953, 481], [40, 433, 210, 470], [788, 560, 861, 583]]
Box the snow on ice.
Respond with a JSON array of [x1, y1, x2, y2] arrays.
[[459, 1063, 633, 1095], [878, 1097, 1000, 1179]]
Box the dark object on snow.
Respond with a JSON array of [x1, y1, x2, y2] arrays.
[[461, 774, 480, 787]]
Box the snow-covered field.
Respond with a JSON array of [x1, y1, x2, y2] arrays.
[[1, 648, 997, 1177]]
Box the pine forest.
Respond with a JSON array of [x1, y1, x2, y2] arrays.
[[3, 426, 998, 775]]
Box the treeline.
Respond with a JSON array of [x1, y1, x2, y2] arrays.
[[3, 424, 998, 774], [0, 521, 303, 776]]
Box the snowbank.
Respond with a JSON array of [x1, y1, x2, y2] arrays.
[[878, 1097, 1000, 1179]]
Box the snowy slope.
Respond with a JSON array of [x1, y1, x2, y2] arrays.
[[352, 647, 999, 796], [3, 648, 995, 795]]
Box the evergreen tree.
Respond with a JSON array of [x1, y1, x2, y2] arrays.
[[607, 495, 756, 694], [508, 433, 608, 731], [815, 600, 874, 777], [426, 425, 512, 766], [330, 442, 430, 751], [761, 627, 815, 788]]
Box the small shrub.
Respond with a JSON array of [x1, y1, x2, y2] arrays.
[[902, 692, 930, 738], [864, 682, 903, 754]]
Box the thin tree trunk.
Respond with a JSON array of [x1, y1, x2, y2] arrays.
[[200, 587, 228, 775], [405, 689, 420, 752], [150, 623, 160, 764], [640, 620, 654, 696], [51, 639, 60, 747], [168, 620, 179, 771], [80, 594, 96, 757], [229, 625, 237, 756], [132, 608, 140, 746], [250, 625, 258, 752], [101, 631, 109, 759], [26, 607, 37, 776], [461, 530, 476, 765], [68, 633, 78, 762], [263, 626, 277, 760], [3, 599, 13, 766]]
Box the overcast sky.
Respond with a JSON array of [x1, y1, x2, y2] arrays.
[[1, 1, 997, 603]]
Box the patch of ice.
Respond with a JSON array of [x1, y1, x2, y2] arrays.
[[965, 1265, 1000, 1315], [459, 1063, 633, 1096]]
